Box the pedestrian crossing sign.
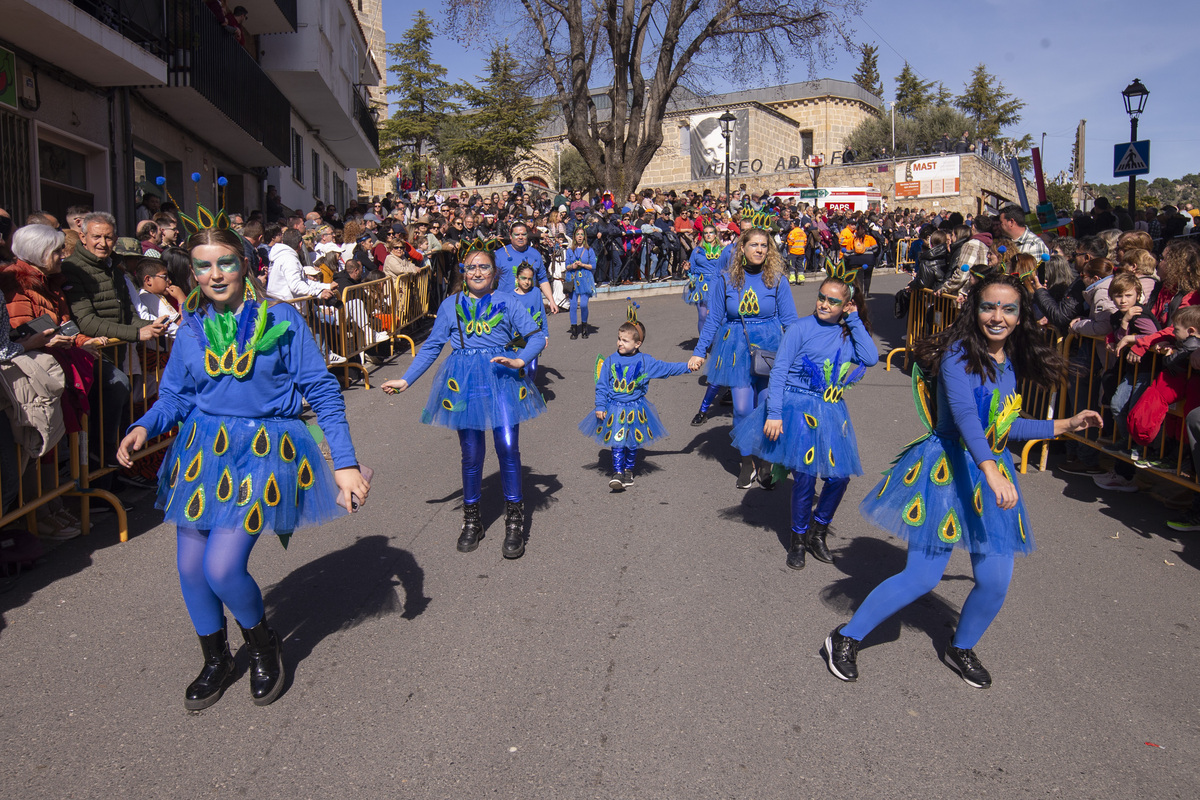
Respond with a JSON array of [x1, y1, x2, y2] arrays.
[[1113, 140, 1150, 177]]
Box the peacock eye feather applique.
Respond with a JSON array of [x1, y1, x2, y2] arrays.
[[198, 301, 289, 380], [738, 287, 760, 316]]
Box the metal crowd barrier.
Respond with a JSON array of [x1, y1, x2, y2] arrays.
[[0, 430, 86, 538], [884, 287, 961, 371], [1057, 333, 1199, 491], [894, 237, 916, 273]]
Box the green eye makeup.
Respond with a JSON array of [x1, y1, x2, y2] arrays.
[[192, 255, 241, 277], [978, 302, 1019, 316]]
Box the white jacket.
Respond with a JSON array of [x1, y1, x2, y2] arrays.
[[267, 243, 330, 301]]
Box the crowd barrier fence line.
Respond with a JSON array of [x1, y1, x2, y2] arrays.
[[894, 237, 916, 274], [883, 284, 1200, 491]]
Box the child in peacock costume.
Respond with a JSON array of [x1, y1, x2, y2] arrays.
[[579, 307, 695, 491], [510, 262, 547, 379], [123, 218, 366, 712], [383, 239, 546, 559], [730, 267, 877, 568]]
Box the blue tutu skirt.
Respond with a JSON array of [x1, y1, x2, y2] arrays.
[[683, 274, 712, 306], [566, 268, 595, 297], [706, 318, 782, 388], [729, 387, 862, 477], [421, 347, 546, 430], [859, 433, 1035, 556], [577, 397, 668, 449], [157, 410, 344, 536]]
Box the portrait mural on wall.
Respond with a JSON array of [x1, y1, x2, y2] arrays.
[[688, 109, 749, 181]]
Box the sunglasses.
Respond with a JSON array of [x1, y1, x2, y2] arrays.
[[816, 292, 844, 307]]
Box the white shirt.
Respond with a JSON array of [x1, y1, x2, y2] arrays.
[[267, 242, 331, 301]]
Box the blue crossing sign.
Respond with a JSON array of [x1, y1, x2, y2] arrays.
[[1113, 140, 1150, 177]]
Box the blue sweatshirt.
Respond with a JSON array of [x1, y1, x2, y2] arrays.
[[510, 288, 546, 332], [495, 245, 549, 292], [693, 270, 800, 357], [595, 351, 690, 408], [766, 312, 878, 420], [938, 343, 1054, 467], [401, 291, 546, 385], [134, 301, 358, 469]]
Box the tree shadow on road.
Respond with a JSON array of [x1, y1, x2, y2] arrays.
[[818, 535, 970, 652], [263, 534, 429, 692]]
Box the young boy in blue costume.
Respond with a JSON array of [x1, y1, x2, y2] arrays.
[[118, 227, 370, 711], [730, 265, 878, 569], [382, 240, 546, 559], [581, 312, 698, 491], [688, 218, 800, 488], [823, 274, 1101, 689]]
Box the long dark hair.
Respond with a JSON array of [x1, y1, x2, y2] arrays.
[[913, 272, 1067, 389], [819, 275, 873, 335]]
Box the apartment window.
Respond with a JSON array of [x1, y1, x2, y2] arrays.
[[291, 128, 304, 185], [800, 131, 814, 159], [311, 152, 320, 199]]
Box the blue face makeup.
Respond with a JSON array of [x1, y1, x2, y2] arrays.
[[192, 255, 242, 277], [816, 291, 844, 307], [978, 301, 1020, 317]]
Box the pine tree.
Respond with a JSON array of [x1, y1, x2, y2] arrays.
[[954, 63, 1025, 140], [851, 44, 884, 100], [379, 10, 456, 175], [443, 44, 550, 185], [894, 63, 934, 118], [934, 82, 952, 107]]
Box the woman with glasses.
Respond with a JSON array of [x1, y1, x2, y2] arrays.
[[730, 267, 876, 570], [824, 273, 1100, 688], [381, 242, 546, 560]]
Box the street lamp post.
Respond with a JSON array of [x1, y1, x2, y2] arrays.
[[719, 111, 737, 202], [1121, 78, 1149, 214]]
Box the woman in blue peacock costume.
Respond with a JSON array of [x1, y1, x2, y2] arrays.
[[382, 239, 545, 560], [579, 306, 696, 491], [564, 227, 596, 340], [687, 222, 733, 427], [117, 226, 370, 711], [510, 262, 547, 380], [730, 263, 877, 570], [823, 274, 1100, 689], [688, 215, 800, 489]]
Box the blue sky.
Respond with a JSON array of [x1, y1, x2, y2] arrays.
[[384, 0, 1199, 184]]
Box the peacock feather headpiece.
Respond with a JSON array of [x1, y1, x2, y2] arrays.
[[458, 236, 503, 265], [626, 298, 640, 324], [824, 256, 860, 288], [155, 174, 232, 237], [741, 209, 778, 233]]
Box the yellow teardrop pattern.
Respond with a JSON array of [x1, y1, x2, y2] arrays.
[[903, 494, 926, 526], [902, 458, 923, 486], [876, 473, 890, 497], [213, 423, 229, 456], [185, 422, 198, 449], [237, 475, 254, 506], [937, 510, 962, 543], [184, 486, 205, 521], [973, 482, 984, 515], [805, 414, 819, 428], [930, 454, 951, 486], [252, 425, 270, 457], [243, 502, 264, 535], [169, 458, 181, 489], [297, 458, 314, 490], [264, 474, 281, 507], [216, 468, 234, 503], [280, 433, 296, 462], [184, 452, 203, 482]]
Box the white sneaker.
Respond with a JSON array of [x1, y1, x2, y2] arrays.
[[327, 353, 347, 365], [1093, 470, 1139, 493], [38, 515, 82, 541], [373, 330, 391, 344]]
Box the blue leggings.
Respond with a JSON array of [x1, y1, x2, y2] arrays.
[[570, 293, 590, 326], [841, 545, 1015, 650], [791, 472, 850, 533], [177, 527, 265, 636], [696, 302, 709, 335], [459, 425, 522, 505], [611, 447, 638, 474], [731, 378, 768, 438]]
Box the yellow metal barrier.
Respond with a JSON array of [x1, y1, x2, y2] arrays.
[[885, 287, 961, 371], [894, 237, 916, 273]]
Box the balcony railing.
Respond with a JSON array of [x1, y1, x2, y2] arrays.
[[353, 91, 380, 156], [165, 0, 291, 163], [71, 0, 168, 58]]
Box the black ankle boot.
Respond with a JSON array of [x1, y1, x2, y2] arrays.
[[457, 502, 483, 552], [502, 500, 525, 559], [581, 325, 590, 339], [185, 618, 236, 710], [805, 521, 835, 564], [786, 531, 806, 570], [569, 324, 579, 340], [238, 617, 285, 706]]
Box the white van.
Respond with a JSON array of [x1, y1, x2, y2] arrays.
[[772, 186, 883, 214]]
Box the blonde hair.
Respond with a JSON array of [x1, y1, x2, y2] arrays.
[[726, 228, 785, 289]]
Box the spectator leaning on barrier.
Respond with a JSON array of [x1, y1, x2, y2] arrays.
[[61, 212, 168, 474]]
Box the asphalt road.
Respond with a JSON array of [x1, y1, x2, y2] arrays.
[[2, 271, 1197, 799]]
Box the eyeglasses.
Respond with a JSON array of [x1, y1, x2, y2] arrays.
[[463, 264, 494, 275], [153, 273, 169, 281], [816, 292, 844, 307]]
